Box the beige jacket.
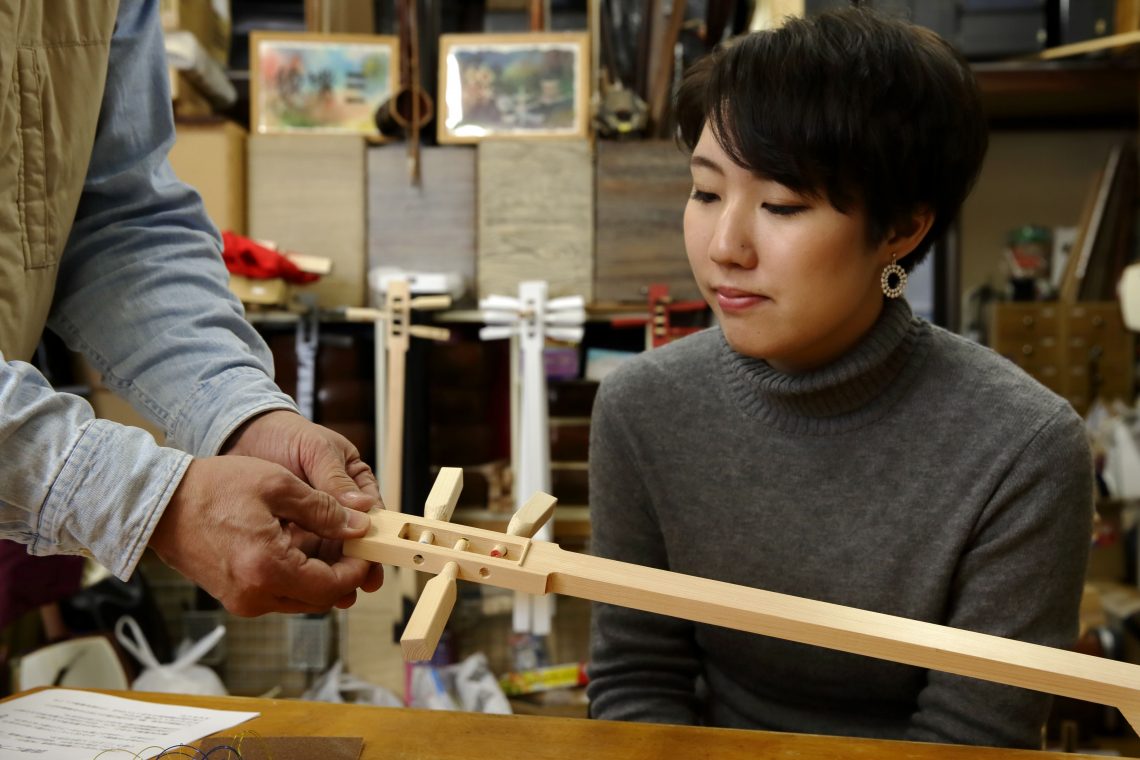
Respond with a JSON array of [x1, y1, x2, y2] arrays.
[[0, 0, 120, 361]]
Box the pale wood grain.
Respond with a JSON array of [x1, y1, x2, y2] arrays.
[[424, 467, 464, 522], [345, 508, 1140, 732], [400, 561, 458, 660], [248, 134, 367, 307], [477, 141, 594, 301]]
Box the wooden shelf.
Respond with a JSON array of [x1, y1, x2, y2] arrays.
[[974, 60, 1140, 124]]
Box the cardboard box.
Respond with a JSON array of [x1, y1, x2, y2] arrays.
[[168, 121, 247, 235], [160, 0, 231, 66], [168, 69, 214, 120], [227, 274, 289, 307]]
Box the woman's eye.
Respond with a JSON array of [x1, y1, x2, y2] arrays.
[[690, 189, 719, 203], [763, 203, 805, 216]]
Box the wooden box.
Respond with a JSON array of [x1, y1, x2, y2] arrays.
[[168, 120, 246, 235], [990, 301, 1134, 412], [595, 140, 699, 304], [477, 140, 594, 301], [248, 134, 368, 308]]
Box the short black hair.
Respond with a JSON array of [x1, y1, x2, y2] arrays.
[[675, 7, 988, 270]]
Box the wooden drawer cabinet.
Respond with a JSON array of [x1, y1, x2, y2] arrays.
[[990, 301, 1134, 413]]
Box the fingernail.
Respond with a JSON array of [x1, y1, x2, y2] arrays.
[[341, 491, 372, 507], [345, 510, 371, 531]]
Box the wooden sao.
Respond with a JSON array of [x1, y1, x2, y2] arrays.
[[345, 470, 1140, 733]]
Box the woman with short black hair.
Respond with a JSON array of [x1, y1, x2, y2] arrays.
[[587, 8, 1092, 749]]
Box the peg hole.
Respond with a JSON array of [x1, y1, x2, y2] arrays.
[[479, 567, 490, 578], [413, 554, 424, 565]]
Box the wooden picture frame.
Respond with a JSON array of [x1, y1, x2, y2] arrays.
[[249, 31, 399, 136], [437, 32, 591, 144]]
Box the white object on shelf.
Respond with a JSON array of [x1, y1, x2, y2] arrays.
[[479, 281, 585, 635], [1120, 262, 1140, 331], [369, 266, 467, 303]]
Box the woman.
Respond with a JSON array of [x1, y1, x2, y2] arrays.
[[586, 7, 1093, 749]]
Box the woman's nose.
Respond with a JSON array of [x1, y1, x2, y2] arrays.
[[708, 205, 757, 268]]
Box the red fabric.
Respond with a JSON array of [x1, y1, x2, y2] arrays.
[[221, 231, 320, 284]]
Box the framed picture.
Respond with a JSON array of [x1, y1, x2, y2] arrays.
[[250, 31, 399, 136], [437, 32, 590, 144]]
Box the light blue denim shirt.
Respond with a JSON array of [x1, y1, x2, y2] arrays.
[[0, 0, 297, 579]]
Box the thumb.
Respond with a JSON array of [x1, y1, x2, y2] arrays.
[[274, 482, 372, 539]]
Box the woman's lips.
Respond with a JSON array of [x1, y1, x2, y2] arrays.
[[714, 287, 769, 312]]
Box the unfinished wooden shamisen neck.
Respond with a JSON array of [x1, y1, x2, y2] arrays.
[[344, 468, 1140, 732]]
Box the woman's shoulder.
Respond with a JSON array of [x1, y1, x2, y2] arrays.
[[595, 328, 723, 402], [922, 322, 1080, 429]]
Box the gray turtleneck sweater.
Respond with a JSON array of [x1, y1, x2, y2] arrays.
[[586, 298, 1093, 749]]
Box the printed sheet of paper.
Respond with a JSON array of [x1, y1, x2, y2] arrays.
[[0, 689, 259, 758]]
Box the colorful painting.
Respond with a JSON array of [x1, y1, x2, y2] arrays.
[[438, 33, 590, 143], [251, 32, 399, 136]]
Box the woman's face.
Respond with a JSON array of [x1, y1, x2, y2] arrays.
[[684, 126, 901, 373]]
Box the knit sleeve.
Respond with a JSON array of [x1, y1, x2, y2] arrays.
[[905, 404, 1094, 748], [586, 373, 703, 725]]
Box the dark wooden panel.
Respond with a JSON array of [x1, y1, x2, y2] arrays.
[[595, 140, 700, 303]]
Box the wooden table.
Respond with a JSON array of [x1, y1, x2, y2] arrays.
[[15, 688, 1116, 759]]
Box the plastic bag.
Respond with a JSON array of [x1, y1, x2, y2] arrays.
[[301, 660, 402, 707], [409, 653, 512, 714], [114, 614, 227, 696]]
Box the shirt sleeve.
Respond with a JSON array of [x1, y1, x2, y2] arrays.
[[0, 0, 295, 581], [586, 377, 704, 725], [48, 0, 297, 458], [904, 405, 1094, 748]]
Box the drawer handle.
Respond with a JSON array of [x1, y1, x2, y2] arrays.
[[1091, 316, 1104, 327], [1022, 316, 1035, 327], [1021, 344, 1034, 356]]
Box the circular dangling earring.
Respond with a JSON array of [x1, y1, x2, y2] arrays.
[[880, 256, 907, 299]]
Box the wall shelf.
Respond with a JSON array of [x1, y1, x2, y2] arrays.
[[974, 60, 1140, 125]]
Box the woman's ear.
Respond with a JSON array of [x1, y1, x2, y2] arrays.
[[883, 206, 935, 262]]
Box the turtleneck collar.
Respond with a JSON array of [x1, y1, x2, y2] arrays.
[[719, 297, 929, 435]]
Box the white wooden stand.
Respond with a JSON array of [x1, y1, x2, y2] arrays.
[[480, 281, 585, 634]]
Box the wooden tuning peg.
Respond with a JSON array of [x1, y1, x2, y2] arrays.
[[401, 561, 458, 661], [424, 468, 463, 522], [401, 467, 467, 660], [507, 491, 557, 538], [490, 491, 557, 558]]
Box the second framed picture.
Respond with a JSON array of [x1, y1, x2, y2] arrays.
[[250, 31, 400, 137], [438, 32, 591, 144]]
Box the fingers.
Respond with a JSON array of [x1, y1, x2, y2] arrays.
[[300, 435, 381, 511], [269, 478, 372, 540], [156, 457, 384, 617], [346, 457, 383, 507]]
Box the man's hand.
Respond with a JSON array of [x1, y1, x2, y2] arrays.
[[149, 456, 382, 616], [222, 409, 382, 510]]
